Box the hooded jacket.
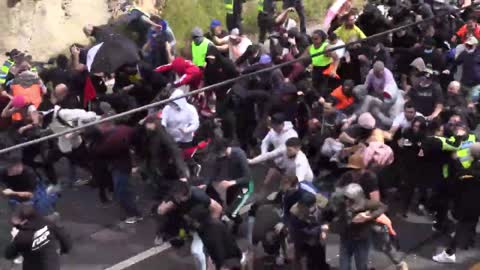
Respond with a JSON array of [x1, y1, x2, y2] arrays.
[[161, 89, 199, 143], [154, 57, 203, 90], [46, 105, 99, 153], [5, 216, 71, 270], [260, 121, 298, 166]]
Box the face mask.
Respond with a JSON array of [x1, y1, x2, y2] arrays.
[[424, 48, 433, 54], [466, 48, 475, 54]]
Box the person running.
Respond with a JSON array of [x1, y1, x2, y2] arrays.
[[4, 204, 71, 270]]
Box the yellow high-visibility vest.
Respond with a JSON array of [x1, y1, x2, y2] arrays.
[[225, 0, 234, 14], [191, 38, 211, 67], [0, 59, 14, 84], [309, 42, 332, 67]]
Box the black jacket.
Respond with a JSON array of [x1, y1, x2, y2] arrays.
[[5, 216, 71, 270], [197, 219, 242, 268]]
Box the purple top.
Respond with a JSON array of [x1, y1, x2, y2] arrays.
[[364, 68, 397, 96]]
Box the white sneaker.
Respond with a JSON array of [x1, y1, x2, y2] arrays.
[[47, 184, 62, 195], [275, 253, 285, 266], [124, 216, 143, 224], [13, 256, 23, 264], [154, 236, 164, 246], [73, 178, 91, 187], [432, 250, 456, 263]]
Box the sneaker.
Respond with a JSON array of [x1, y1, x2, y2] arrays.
[[73, 178, 91, 187], [13, 256, 23, 264], [396, 261, 409, 270], [47, 184, 62, 195], [154, 235, 164, 246], [124, 216, 143, 224], [275, 253, 286, 266], [432, 221, 442, 232], [432, 250, 456, 263]]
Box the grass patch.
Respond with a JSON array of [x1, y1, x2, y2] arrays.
[[162, 0, 365, 53]]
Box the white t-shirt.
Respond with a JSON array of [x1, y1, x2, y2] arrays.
[[392, 112, 424, 131], [229, 37, 253, 62], [327, 39, 346, 59]]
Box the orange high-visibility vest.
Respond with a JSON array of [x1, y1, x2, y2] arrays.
[[10, 84, 42, 121], [330, 86, 354, 110]]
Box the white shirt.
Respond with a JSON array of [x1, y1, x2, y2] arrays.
[[392, 112, 424, 131], [327, 39, 346, 59], [250, 148, 314, 182], [229, 37, 253, 62]]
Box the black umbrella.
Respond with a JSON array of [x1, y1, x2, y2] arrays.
[[86, 36, 139, 74]]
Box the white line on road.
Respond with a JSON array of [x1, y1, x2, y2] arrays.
[[104, 243, 172, 270]]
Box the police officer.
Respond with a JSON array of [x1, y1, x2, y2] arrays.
[[4, 204, 71, 270], [0, 49, 21, 86], [433, 142, 480, 263], [257, 0, 276, 43], [225, 0, 244, 32]]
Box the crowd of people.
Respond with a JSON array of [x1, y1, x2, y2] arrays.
[[1, 0, 480, 269]]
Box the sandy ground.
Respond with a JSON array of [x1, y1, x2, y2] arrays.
[[0, 0, 160, 62], [0, 0, 110, 61]]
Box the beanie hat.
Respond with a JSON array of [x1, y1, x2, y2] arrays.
[[259, 54, 272, 65], [357, 112, 376, 130], [11, 95, 26, 108], [191, 27, 204, 38]]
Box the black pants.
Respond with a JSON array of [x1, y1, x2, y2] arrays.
[[226, 13, 242, 32], [283, 0, 306, 33], [431, 180, 454, 229], [447, 216, 479, 254], [295, 242, 329, 270], [91, 159, 113, 203], [312, 66, 330, 98], [44, 143, 92, 185], [258, 12, 274, 43]]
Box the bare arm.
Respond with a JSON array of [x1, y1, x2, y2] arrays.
[[209, 198, 223, 219], [339, 131, 356, 145]]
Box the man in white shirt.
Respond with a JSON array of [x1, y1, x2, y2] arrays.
[[389, 101, 423, 135], [249, 137, 314, 183], [161, 89, 200, 147], [228, 28, 253, 62]]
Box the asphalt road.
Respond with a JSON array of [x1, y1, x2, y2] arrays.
[[0, 159, 479, 270]]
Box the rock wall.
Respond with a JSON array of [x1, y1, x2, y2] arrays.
[[0, 0, 111, 61]]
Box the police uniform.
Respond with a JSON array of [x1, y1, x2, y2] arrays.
[[225, 0, 243, 31]]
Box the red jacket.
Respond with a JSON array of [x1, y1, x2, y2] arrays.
[[154, 57, 203, 90]]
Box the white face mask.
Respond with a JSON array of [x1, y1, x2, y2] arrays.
[[466, 48, 476, 54]]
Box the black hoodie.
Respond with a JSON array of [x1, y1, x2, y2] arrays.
[[5, 216, 71, 270]]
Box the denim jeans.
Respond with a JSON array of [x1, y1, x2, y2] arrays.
[[339, 237, 370, 270], [112, 170, 140, 217]]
